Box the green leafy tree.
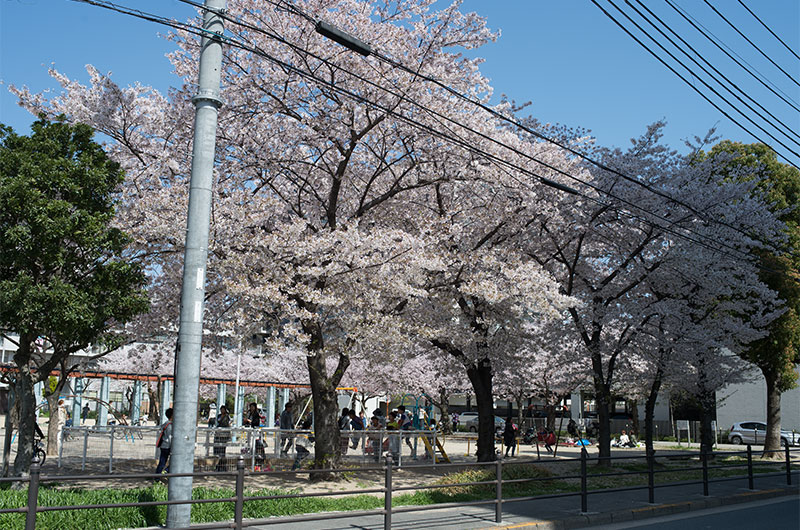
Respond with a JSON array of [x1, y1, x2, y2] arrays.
[[705, 141, 800, 456], [0, 117, 149, 476]]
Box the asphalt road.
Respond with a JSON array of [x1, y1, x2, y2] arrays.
[[586, 496, 800, 529]]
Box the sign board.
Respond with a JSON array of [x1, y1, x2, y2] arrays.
[[676, 420, 690, 430]]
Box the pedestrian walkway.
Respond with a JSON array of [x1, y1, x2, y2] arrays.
[[245, 470, 797, 529]]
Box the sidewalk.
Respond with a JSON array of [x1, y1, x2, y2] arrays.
[[244, 470, 798, 529]]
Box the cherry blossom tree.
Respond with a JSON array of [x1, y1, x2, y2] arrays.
[[11, 0, 522, 474], [521, 124, 785, 464]]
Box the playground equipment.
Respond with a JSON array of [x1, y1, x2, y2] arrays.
[[399, 393, 449, 463]]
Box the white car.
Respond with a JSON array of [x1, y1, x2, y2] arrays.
[[728, 421, 800, 447]]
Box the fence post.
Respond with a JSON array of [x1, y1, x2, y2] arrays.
[[249, 431, 256, 472], [647, 450, 655, 504], [580, 446, 588, 513], [109, 427, 114, 473], [25, 459, 41, 530], [746, 445, 754, 490], [58, 428, 64, 468], [432, 430, 437, 467], [701, 451, 709, 496], [785, 445, 791, 486], [495, 458, 503, 524], [82, 428, 89, 471], [384, 454, 393, 530], [234, 456, 245, 530]]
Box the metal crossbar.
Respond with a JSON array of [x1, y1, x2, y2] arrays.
[[7, 446, 798, 530]]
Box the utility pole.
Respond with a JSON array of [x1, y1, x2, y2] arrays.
[[166, 0, 226, 527]]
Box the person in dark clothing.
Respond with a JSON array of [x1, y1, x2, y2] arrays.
[[245, 402, 267, 464], [348, 409, 364, 449], [245, 402, 261, 428], [339, 408, 351, 455], [567, 419, 579, 438], [503, 417, 517, 457], [155, 408, 173, 475], [279, 402, 294, 456], [214, 405, 231, 466], [397, 405, 414, 452]]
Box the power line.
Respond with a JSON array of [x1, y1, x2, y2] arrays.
[[628, 0, 800, 145], [665, 0, 800, 113], [593, 0, 800, 167], [703, 0, 799, 88], [174, 0, 780, 261], [255, 0, 793, 251], [737, 0, 800, 62], [69, 0, 781, 272]]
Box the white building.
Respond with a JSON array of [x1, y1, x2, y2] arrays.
[[717, 365, 800, 432]]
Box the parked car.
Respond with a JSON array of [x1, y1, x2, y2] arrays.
[[728, 421, 800, 447], [462, 413, 505, 433]]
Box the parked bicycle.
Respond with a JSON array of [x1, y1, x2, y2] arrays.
[[111, 424, 145, 442]]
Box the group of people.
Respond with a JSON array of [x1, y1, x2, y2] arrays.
[[153, 401, 444, 476], [612, 429, 638, 448]]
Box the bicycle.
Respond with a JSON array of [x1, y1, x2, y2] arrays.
[[112, 425, 145, 442], [33, 435, 47, 465], [10, 431, 48, 465]]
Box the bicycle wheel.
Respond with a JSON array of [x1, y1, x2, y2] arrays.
[[35, 448, 47, 466], [112, 428, 125, 440]]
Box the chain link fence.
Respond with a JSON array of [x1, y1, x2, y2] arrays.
[[57, 426, 447, 472]]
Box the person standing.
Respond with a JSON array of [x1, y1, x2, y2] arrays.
[[55, 399, 68, 456], [245, 402, 260, 428], [81, 403, 90, 422], [214, 405, 231, 467], [503, 417, 517, 458], [155, 408, 173, 475], [338, 408, 351, 455], [397, 405, 414, 453], [348, 409, 364, 450], [367, 415, 382, 461], [385, 411, 401, 461], [451, 412, 459, 433], [279, 402, 294, 456]]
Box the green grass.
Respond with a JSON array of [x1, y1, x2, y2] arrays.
[[0, 464, 576, 530]]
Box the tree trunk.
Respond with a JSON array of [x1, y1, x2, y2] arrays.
[[305, 336, 349, 481], [596, 388, 612, 466], [12, 365, 36, 477], [148, 384, 160, 424], [629, 399, 640, 436], [516, 397, 524, 431], [545, 402, 557, 431], [46, 393, 60, 455], [436, 389, 451, 434], [698, 389, 715, 458], [466, 359, 496, 462], [763, 373, 783, 458], [2, 392, 16, 477], [644, 371, 662, 459]]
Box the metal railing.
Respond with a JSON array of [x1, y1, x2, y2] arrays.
[[56, 426, 447, 472], [5, 445, 797, 529]]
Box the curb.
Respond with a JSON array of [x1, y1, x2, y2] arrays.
[[484, 485, 799, 529]]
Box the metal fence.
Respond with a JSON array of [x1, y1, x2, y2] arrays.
[[4, 445, 797, 530], [57, 426, 448, 472]]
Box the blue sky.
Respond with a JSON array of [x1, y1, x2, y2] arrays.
[[1, 0, 798, 162]]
